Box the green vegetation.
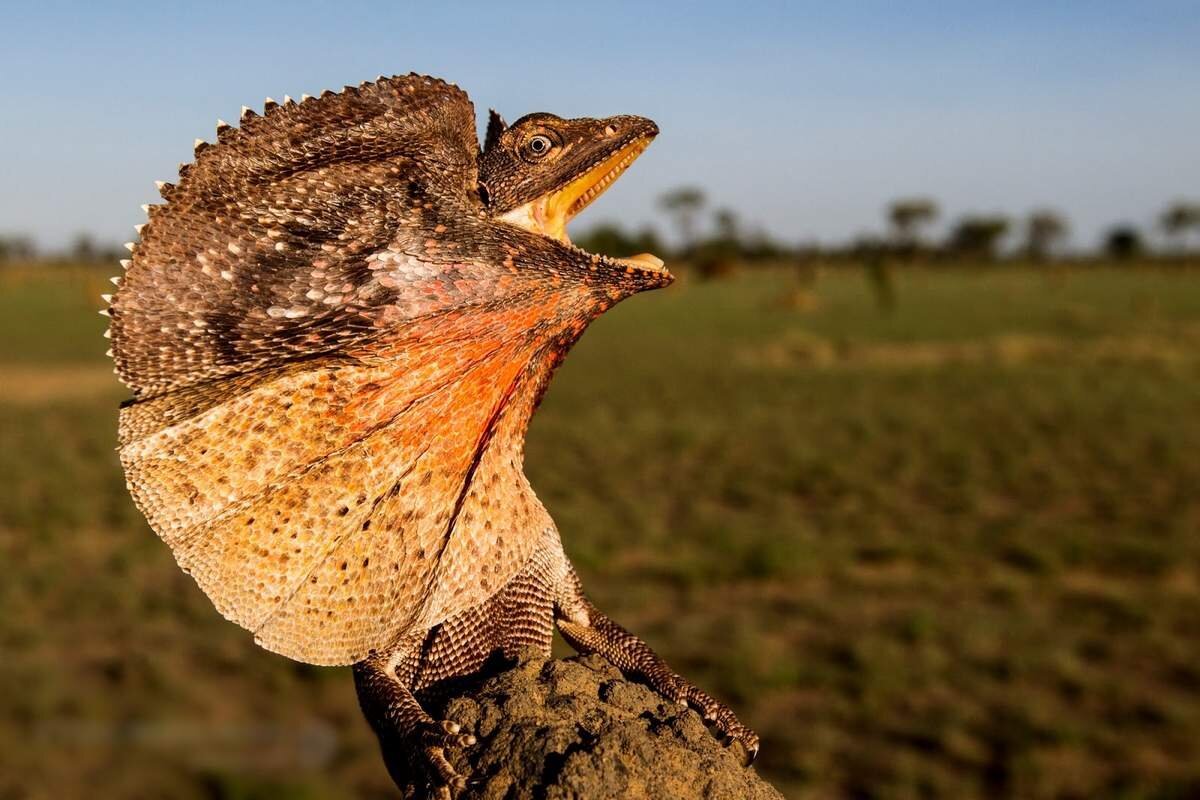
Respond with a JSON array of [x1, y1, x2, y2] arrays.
[[2, 263, 1200, 799]]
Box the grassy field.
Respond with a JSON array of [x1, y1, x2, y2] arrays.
[[2, 262, 1199, 799]]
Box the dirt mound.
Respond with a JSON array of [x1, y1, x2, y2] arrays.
[[397, 650, 784, 799]]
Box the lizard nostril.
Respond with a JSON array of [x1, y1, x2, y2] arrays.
[[603, 124, 616, 137]]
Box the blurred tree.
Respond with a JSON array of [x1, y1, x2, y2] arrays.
[[850, 236, 895, 311], [573, 223, 664, 260], [631, 225, 664, 258], [70, 233, 99, 263], [739, 227, 788, 261], [946, 215, 1010, 260], [1104, 225, 1144, 260], [658, 187, 706, 255], [692, 208, 741, 280], [1024, 209, 1069, 261], [0, 234, 37, 263], [888, 198, 939, 246], [713, 208, 739, 243], [1160, 201, 1200, 252], [64, 233, 125, 265]]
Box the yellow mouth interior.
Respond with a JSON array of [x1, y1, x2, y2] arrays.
[[500, 136, 666, 273]]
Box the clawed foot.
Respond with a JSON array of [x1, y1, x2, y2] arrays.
[[417, 718, 477, 799], [554, 592, 761, 767], [352, 655, 484, 798], [663, 676, 760, 765]]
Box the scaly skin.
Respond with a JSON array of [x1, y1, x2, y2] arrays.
[[106, 74, 756, 795], [355, 528, 760, 795]]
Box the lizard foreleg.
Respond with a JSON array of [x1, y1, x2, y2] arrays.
[[554, 568, 760, 764]]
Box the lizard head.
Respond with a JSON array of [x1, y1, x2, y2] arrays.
[[478, 111, 669, 281]]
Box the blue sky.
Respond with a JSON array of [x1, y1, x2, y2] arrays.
[[2, 1, 1198, 252]]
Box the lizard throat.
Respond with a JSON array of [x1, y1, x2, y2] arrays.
[[499, 136, 668, 276]]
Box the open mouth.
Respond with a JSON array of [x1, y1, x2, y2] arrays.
[[499, 135, 668, 275]]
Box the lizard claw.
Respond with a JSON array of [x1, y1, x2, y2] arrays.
[[417, 718, 476, 797], [421, 718, 476, 749], [673, 681, 760, 766]]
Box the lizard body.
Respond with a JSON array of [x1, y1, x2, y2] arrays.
[[106, 74, 756, 795]]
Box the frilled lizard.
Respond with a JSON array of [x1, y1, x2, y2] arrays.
[[105, 74, 757, 795]]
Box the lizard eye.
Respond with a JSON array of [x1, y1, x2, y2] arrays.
[[522, 134, 554, 161]]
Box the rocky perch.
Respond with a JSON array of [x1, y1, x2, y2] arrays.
[[393, 650, 783, 799]]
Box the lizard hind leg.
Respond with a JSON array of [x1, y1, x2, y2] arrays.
[[554, 569, 761, 765], [352, 542, 563, 796], [353, 644, 477, 797]]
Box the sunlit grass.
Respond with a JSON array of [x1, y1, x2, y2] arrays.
[[2, 263, 1199, 798]]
